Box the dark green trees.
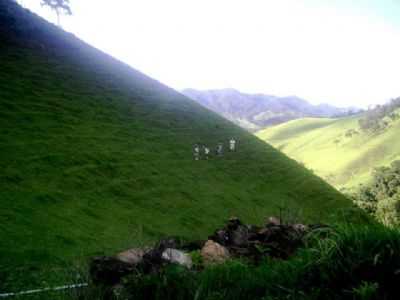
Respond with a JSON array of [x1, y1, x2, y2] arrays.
[[358, 98, 400, 133], [353, 160, 400, 226]]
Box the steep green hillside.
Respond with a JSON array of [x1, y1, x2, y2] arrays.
[[0, 1, 350, 291], [257, 114, 400, 190]]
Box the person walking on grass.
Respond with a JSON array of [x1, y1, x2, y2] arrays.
[[204, 145, 210, 160], [216, 142, 223, 156], [194, 144, 200, 160], [229, 138, 236, 152]]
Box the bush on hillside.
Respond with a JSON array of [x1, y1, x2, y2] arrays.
[[376, 196, 400, 227], [352, 160, 400, 226], [344, 129, 359, 138], [358, 98, 400, 133]]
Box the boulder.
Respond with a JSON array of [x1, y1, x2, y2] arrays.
[[209, 229, 229, 246], [141, 249, 165, 274], [247, 225, 262, 242], [161, 248, 193, 269], [116, 248, 147, 265], [201, 240, 230, 265], [293, 223, 308, 233], [140, 238, 183, 274], [209, 217, 249, 247], [90, 256, 136, 285], [230, 224, 249, 247], [259, 225, 305, 258], [226, 216, 242, 230], [266, 216, 281, 226], [157, 237, 181, 250]]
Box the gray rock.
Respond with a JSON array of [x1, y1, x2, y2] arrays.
[[266, 216, 281, 226], [201, 240, 230, 265], [161, 248, 193, 269], [116, 248, 148, 265], [293, 224, 308, 232], [230, 225, 249, 247]]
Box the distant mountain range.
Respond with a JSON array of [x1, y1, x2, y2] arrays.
[[182, 88, 360, 131]]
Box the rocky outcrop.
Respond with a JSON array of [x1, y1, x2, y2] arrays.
[[201, 240, 230, 265], [89, 217, 325, 287], [206, 216, 316, 260]]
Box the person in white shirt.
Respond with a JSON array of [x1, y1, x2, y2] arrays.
[[216, 142, 223, 156], [194, 144, 200, 160], [229, 138, 236, 151], [204, 145, 210, 159]]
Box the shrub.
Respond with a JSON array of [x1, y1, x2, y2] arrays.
[[358, 98, 400, 133], [352, 160, 400, 225], [351, 281, 379, 300], [375, 196, 400, 227]]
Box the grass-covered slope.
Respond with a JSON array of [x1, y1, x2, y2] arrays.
[[0, 1, 349, 290], [257, 114, 400, 190]]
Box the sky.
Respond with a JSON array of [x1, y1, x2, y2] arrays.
[[20, 0, 400, 107]]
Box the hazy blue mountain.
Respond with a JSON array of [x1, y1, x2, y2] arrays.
[[182, 88, 359, 131]]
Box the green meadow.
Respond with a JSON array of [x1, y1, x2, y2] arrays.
[[257, 113, 400, 191]]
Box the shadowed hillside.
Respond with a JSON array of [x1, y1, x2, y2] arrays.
[[0, 0, 350, 291]]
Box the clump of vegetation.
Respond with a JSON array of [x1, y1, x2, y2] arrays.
[[344, 128, 359, 138], [93, 221, 400, 300], [351, 160, 400, 226], [358, 98, 400, 133], [351, 281, 379, 300]]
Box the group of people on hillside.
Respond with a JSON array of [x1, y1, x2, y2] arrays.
[[193, 138, 236, 160]]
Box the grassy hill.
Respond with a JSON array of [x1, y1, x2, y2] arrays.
[[257, 113, 400, 191], [0, 1, 350, 291]]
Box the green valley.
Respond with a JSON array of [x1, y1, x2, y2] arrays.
[[257, 107, 400, 191]]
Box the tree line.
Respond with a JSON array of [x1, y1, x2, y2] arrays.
[[350, 160, 400, 226], [358, 98, 400, 133]]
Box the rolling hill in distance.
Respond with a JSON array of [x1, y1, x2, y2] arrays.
[[257, 107, 400, 191], [0, 0, 350, 290], [182, 88, 359, 131]]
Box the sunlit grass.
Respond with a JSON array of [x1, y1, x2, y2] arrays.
[[257, 114, 400, 191]]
